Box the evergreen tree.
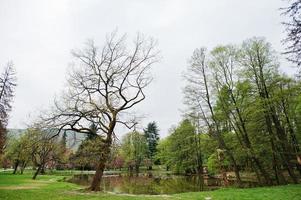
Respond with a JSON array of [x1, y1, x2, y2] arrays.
[[144, 122, 159, 167]]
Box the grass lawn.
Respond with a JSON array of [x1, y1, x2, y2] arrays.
[[0, 173, 300, 200]]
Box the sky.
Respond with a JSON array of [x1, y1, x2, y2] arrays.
[[0, 0, 294, 138]]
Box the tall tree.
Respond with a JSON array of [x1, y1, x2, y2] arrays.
[[240, 38, 298, 183], [0, 63, 16, 155], [41, 32, 159, 191], [184, 48, 242, 184], [183, 38, 301, 186], [144, 121, 159, 169], [209, 45, 272, 185]]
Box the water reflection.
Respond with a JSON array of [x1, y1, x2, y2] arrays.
[[68, 173, 220, 194]]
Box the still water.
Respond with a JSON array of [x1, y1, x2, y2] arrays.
[[68, 173, 226, 194]]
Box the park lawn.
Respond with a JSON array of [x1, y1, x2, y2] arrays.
[[0, 173, 300, 200]]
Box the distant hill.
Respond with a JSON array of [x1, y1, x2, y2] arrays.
[[7, 129, 86, 150]]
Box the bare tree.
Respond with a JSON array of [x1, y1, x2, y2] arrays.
[[282, 0, 301, 68], [0, 63, 16, 155], [42, 32, 159, 191]]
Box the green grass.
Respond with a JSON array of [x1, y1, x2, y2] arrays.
[[0, 173, 300, 200]]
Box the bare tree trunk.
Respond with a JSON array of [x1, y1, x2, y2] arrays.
[[89, 139, 111, 191], [89, 161, 106, 191]]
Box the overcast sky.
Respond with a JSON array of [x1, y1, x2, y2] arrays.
[[0, 0, 294, 137]]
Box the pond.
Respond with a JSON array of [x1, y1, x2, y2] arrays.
[[68, 173, 259, 195]]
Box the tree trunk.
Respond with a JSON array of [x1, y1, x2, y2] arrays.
[[228, 153, 241, 185], [228, 91, 273, 185], [13, 161, 19, 174], [40, 164, 46, 174], [20, 162, 27, 174], [251, 162, 263, 185], [89, 140, 111, 191], [89, 161, 106, 191], [199, 60, 241, 185], [281, 99, 301, 175], [252, 156, 272, 185], [265, 115, 286, 185], [259, 66, 298, 184], [271, 112, 298, 184], [32, 165, 41, 180]]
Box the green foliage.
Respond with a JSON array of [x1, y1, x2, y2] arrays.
[[4, 131, 35, 172], [207, 153, 219, 174], [4, 128, 66, 176], [158, 120, 202, 174], [155, 138, 172, 169], [71, 136, 104, 170], [182, 37, 301, 183], [120, 131, 147, 170]]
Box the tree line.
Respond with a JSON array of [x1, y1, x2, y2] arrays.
[[2, 121, 159, 180], [157, 38, 301, 186]]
